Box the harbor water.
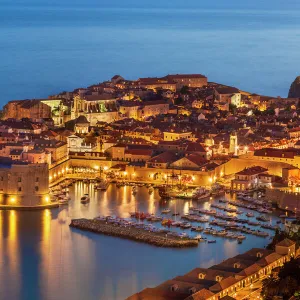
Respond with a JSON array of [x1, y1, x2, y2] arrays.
[[0, 182, 282, 300]]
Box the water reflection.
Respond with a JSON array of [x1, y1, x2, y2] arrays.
[[0, 183, 281, 300]]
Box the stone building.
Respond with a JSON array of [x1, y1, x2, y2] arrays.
[[3, 99, 51, 121], [166, 74, 208, 89], [0, 157, 50, 207], [71, 94, 119, 125], [231, 166, 268, 190], [137, 77, 177, 92]]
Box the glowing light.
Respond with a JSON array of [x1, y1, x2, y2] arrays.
[[10, 197, 16, 204], [132, 173, 136, 177], [49, 176, 53, 181], [192, 176, 195, 181], [245, 146, 249, 151], [103, 166, 108, 171], [54, 174, 57, 178], [220, 171, 224, 177], [94, 166, 99, 170], [209, 177, 213, 183], [124, 171, 127, 176], [45, 196, 50, 203]]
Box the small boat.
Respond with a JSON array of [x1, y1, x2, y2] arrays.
[[193, 234, 203, 241], [161, 209, 171, 214], [256, 215, 270, 222], [246, 212, 254, 217], [81, 194, 90, 204], [207, 240, 216, 243]]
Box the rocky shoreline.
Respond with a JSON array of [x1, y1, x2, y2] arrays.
[[70, 218, 199, 248]]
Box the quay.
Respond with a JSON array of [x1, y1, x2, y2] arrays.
[[70, 218, 199, 248]]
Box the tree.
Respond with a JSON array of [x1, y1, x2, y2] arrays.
[[278, 258, 300, 284], [261, 275, 280, 300], [175, 97, 183, 105], [229, 103, 237, 114], [279, 276, 298, 298], [180, 86, 189, 95]]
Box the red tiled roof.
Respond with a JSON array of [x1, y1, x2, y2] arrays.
[[148, 152, 178, 164], [166, 74, 207, 79], [276, 238, 295, 247], [236, 166, 268, 176]]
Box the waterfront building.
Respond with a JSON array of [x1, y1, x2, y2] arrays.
[[0, 157, 50, 207], [127, 239, 296, 300], [231, 166, 269, 190]]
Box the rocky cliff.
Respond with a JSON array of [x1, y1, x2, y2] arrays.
[[288, 76, 300, 98]]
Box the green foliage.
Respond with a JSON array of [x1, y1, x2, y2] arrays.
[[266, 229, 287, 250], [180, 86, 189, 95], [261, 258, 300, 300], [265, 108, 275, 115], [278, 258, 300, 284], [229, 103, 237, 114], [175, 97, 183, 105], [261, 275, 279, 300]]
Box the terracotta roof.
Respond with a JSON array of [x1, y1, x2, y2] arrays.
[[138, 77, 176, 85], [276, 238, 295, 247], [125, 149, 152, 156], [254, 148, 298, 159], [187, 288, 214, 300], [148, 152, 178, 164], [237, 263, 261, 277], [183, 154, 207, 167], [209, 276, 238, 293], [83, 94, 116, 101], [215, 87, 239, 94], [236, 166, 268, 176], [75, 115, 89, 124], [186, 142, 206, 153], [166, 74, 207, 79]]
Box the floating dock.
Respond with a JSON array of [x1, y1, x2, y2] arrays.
[[70, 218, 199, 248]]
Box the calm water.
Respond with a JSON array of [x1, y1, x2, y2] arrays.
[[1, 3, 300, 105], [0, 182, 281, 300]]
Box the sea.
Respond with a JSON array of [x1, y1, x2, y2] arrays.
[[0, 183, 282, 300], [1, 1, 300, 106]]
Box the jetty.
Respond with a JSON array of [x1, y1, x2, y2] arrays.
[[70, 218, 198, 248]]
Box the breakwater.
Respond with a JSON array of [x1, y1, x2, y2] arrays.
[[70, 218, 198, 248]]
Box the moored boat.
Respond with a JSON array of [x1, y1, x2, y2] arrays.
[[81, 194, 90, 204]]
